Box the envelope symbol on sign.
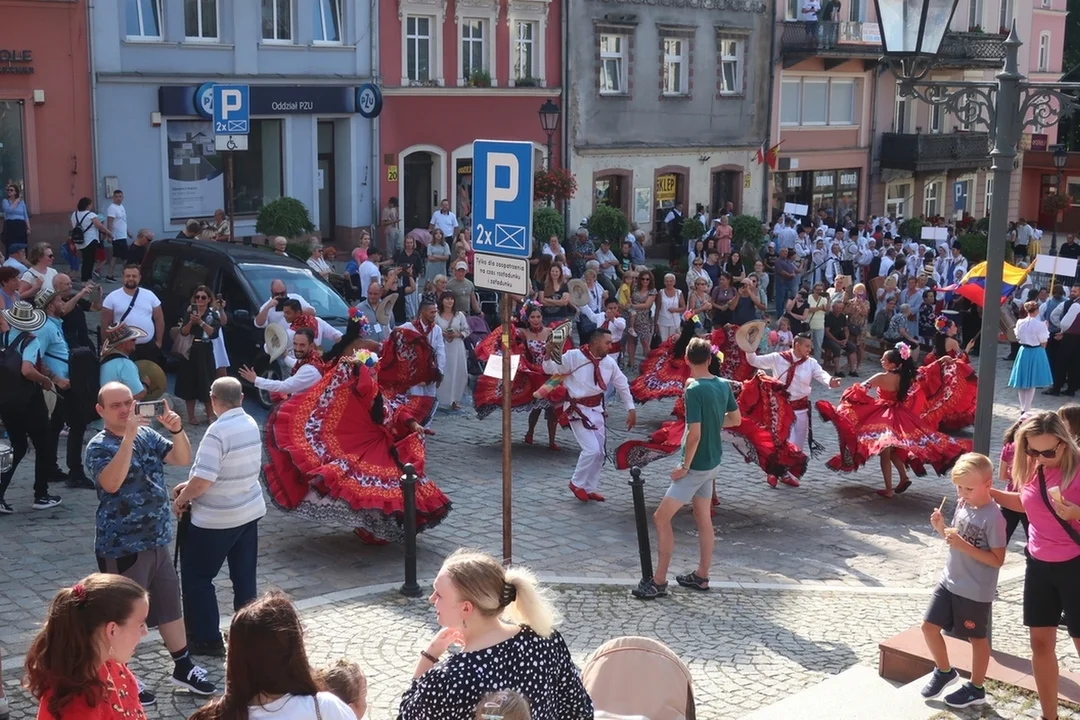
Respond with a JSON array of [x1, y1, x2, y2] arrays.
[[495, 224, 527, 251], [227, 120, 247, 132]]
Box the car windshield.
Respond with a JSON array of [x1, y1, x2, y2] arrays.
[[239, 263, 350, 322]]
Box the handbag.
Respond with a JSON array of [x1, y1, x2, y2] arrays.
[[1036, 466, 1080, 547], [169, 325, 193, 360]]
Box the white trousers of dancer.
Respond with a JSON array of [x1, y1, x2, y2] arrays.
[[569, 406, 607, 493], [789, 408, 809, 452]]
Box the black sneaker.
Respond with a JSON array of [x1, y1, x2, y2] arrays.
[[32, 495, 62, 510], [188, 638, 226, 657], [1045, 389, 1063, 396], [65, 474, 95, 490], [171, 662, 216, 695], [675, 571, 710, 591], [136, 678, 156, 707], [631, 578, 669, 600], [920, 668, 958, 698], [0, 499, 12, 515], [944, 682, 986, 708], [849, 371, 859, 378]]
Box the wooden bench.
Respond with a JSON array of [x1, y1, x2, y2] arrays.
[[879, 625, 1080, 704]]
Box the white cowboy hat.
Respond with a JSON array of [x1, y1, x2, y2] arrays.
[[567, 279, 591, 309], [376, 295, 397, 326], [2, 301, 46, 333], [734, 320, 768, 354], [265, 324, 289, 362]]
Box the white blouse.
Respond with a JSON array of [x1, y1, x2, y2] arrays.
[[1015, 316, 1050, 346]]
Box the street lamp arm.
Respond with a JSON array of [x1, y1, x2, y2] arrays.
[[1017, 85, 1080, 133]]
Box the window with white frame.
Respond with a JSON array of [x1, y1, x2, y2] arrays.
[[925, 180, 942, 217], [461, 20, 486, 81], [262, 0, 291, 41], [998, 0, 1012, 31], [406, 16, 433, 83], [894, 85, 911, 133], [968, 0, 981, 29], [984, 176, 993, 215], [126, 0, 162, 39], [313, 0, 342, 43], [929, 89, 943, 133], [1038, 32, 1051, 72], [513, 20, 537, 81], [719, 39, 742, 95], [886, 183, 910, 219], [663, 37, 688, 95], [184, 0, 218, 40], [599, 34, 627, 95], [779, 78, 855, 125], [1042, 0, 1051, 8]]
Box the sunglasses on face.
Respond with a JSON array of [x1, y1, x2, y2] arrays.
[[45, 253, 54, 259], [195, 295, 209, 300], [1025, 442, 1062, 459]]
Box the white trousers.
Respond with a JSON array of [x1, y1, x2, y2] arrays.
[[788, 408, 809, 452], [409, 383, 437, 397], [568, 406, 607, 493]]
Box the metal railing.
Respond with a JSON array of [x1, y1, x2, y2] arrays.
[[779, 22, 1005, 66], [879, 132, 992, 172]]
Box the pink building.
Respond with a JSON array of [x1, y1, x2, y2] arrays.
[[377, 0, 562, 234]]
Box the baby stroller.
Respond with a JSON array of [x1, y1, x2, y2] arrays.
[[582, 636, 696, 720], [464, 313, 491, 377]]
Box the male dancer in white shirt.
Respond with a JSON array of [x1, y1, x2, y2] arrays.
[[239, 328, 324, 401], [747, 332, 841, 488], [409, 297, 446, 397], [543, 327, 636, 502]]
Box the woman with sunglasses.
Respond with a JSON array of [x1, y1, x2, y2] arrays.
[[991, 412, 1080, 720], [16, 242, 59, 299], [2, 183, 29, 253], [175, 285, 220, 425]]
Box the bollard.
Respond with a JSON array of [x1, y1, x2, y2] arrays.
[[628, 467, 654, 584], [400, 463, 422, 597]]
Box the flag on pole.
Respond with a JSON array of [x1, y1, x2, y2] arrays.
[[935, 261, 1032, 307]]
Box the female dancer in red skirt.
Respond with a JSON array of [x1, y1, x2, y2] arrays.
[[816, 342, 969, 497], [262, 318, 451, 543], [919, 314, 978, 432]]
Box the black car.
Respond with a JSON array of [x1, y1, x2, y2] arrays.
[[140, 239, 350, 407]]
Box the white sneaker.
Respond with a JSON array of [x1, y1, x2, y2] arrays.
[[0, 694, 10, 719]]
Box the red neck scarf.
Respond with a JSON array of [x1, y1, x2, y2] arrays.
[[291, 350, 328, 377], [778, 350, 808, 392], [413, 318, 432, 335], [580, 345, 607, 391], [290, 314, 318, 333]]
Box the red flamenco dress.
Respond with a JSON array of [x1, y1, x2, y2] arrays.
[[918, 352, 978, 432], [815, 384, 969, 477], [472, 326, 570, 420], [376, 323, 442, 395], [262, 356, 452, 543]]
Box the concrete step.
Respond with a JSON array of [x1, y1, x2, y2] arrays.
[[743, 665, 941, 720]]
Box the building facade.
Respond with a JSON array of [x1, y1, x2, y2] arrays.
[[90, 0, 375, 243], [565, 0, 772, 242], [377, 0, 562, 238], [0, 0, 94, 239]]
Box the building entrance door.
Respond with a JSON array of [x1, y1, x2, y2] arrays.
[[403, 152, 434, 233], [711, 170, 739, 215], [317, 121, 335, 241], [0, 100, 27, 196]]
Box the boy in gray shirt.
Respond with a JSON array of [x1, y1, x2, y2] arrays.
[[921, 453, 1007, 708]]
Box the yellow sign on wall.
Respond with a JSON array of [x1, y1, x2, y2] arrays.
[[387, 165, 398, 182], [744, 174, 752, 189], [656, 174, 677, 203]]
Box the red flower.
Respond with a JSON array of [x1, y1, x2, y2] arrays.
[[534, 168, 578, 204]]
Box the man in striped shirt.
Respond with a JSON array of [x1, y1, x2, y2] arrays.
[[172, 377, 265, 656]]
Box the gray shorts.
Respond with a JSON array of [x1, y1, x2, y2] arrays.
[[97, 545, 182, 628], [924, 583, 991, 640], [665, 467, 719, 504]]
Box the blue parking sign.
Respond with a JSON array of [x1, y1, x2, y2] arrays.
[[213, 84, 249, 135], [472, 140, 534, 259]]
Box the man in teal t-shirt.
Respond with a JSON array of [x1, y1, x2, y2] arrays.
[[633, 337, 741, 600]]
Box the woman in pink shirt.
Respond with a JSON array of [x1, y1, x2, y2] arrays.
[[991, 411, 1080, 720]]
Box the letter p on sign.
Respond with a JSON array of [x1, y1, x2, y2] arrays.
[[221, 89, 243, 116], [485, 152, 518, 217]]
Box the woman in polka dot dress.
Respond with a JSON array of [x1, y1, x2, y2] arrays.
[[398, 549, 593, 720]]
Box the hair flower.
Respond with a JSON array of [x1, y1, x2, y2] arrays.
[[934, 314, 950, 332], [895, 342, 911, 360], [71, 583, 87, 605], [352, 349, 377, 367], [711, 344, 725, 364]]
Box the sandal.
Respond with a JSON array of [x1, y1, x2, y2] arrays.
[[675, 571, 710, 591], [631, 578, 669, 600], [895, 479, 912, 494], [523, 431, 534, 445]]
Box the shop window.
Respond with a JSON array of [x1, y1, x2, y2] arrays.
[[461, 20, 487, 83], [0, 102, 26, 197], [406, 16, 433, 83], [126, 0, 162, 39], [513, 21, 537, 81], [184, 0, 218, 41], [662, 37, 688, 96], [599, 34, 627, 95], [262, 0, 292, 42], [166, 119, 282, 222], [314, 0, 342, 43]]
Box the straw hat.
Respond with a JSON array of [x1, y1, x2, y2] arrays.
[[2, 301, 47, 332], [567, 279, 591, 309], [264, 324, 289, 362], [101, 323, 147, 355], [734, 320, 767, 353], [136, 360, 167, 401]]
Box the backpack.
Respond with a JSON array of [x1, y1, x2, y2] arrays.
[[0, 332, 39, 412], [70, 211, 92, 246]]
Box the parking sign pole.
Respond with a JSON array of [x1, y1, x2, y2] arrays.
[[501, 294, 512, 565], [226, 152, 235, 244]]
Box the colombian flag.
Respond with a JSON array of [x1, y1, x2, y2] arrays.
[[940, 261, 1032, 307]]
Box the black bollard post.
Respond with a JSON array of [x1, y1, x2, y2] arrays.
[[628, 467, 654, 584], [400, 463, 422, 597]]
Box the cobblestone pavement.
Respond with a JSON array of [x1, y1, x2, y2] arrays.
[[2, 579, 1079, 719]]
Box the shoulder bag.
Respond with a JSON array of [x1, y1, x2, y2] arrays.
[[1036, 466, 1080, 547]]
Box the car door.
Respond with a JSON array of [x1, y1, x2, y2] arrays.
[[143, 248, 180, 347]]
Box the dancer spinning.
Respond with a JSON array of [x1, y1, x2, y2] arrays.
[[377, 298, 445, 398], [408, 298, 445, 397], [262, 320, 451, 543], [920, 314, 978, 431], [472, 300, 567, 449], [817, 343, 969, 497], [746, 332, 842, 488], [542, 327, 635, 502]]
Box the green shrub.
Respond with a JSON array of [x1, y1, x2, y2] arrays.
[[681, 217, 706, 243], [956, 232, 988, 263], [588, 205, 630, 245], [973, 216, 990, 233], [533, 207, 564, 248], [731, 214, 765, 252], [256, 197, 315, 239], [899, 217, 926, 242], [286, 239, 313, 262]]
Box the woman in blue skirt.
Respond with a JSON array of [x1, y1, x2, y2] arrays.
[[1008, 300, 1053, 411]]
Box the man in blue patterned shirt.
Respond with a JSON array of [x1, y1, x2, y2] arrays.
[[85, 382, 216, 700]]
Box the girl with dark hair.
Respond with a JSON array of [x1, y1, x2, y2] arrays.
[[71, 197, 112, 283], [189, 591, 355, 720], [25, 573, 148, 720], [816, 342, 968, 497], [919, 314, 978, 432]]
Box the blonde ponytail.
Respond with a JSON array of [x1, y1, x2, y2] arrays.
[[503, 565, 560, 638], [441, 549, 561, 637]]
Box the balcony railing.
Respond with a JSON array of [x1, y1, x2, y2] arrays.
[[879, 132, 992, 173], [778, 22, 1005, 67]]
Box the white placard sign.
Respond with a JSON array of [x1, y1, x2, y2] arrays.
[[783, 202, 809, 217], [1034, 254, 1079, 277], [482, 353, 521, 381], [921, 227, 948, 241], [474, 252, 530, 297], [214, 134, 248, 151]]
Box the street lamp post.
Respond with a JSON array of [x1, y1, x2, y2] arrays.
[[538, 99, 560, 171], [873, 1, 1080, 454], [1052, 143, 1068, 255]]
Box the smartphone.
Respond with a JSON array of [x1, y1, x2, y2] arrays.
[[135, 400, 166, 419]]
